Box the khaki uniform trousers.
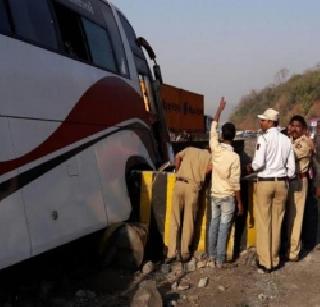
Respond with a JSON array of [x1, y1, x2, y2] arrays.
[[256, 180, 288, 269], [167, 181, 199, 259], [287, 177, 308, 259]]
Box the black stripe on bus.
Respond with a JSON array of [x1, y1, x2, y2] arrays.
[[0, 123, 155, 202]]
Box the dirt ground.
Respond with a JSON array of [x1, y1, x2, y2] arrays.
[[157, 248, 320, 307], [1, 137, 319, 306], [4, 244, 320, 307], [100, 246, 320, 307]]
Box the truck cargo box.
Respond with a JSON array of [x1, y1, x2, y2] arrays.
[[160, 84, 204, 135]]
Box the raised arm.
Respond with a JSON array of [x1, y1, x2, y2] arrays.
[[213, 97, 226, 122], [210, 97, 226, 151]]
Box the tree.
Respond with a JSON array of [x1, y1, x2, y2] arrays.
[[274, 68, 289, 85]]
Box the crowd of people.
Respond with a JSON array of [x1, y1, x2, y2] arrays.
[[165, 98, 320, 274]]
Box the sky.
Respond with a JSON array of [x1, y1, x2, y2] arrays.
[[113, 0, 320, 121]]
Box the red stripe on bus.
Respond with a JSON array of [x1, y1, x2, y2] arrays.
[[0, 77, 149, 175]]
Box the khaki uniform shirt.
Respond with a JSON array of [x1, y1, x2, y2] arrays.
[[210, 121, 240, 197], [305, 135, 315, 154], [176, 147, 211, 187], [292, 135, 311, 174]]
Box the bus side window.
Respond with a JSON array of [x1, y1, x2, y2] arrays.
[[52, 2, 90, 61], [81, 18, 117, 72], [0, 0, 11, 34], [52, 1, 118, 72], [99, 3, 129, 77], [118, 12, 151, 78], [118, 13, 145, 60], [8, 0, 57, 49]]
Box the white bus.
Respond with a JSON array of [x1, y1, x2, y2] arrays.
[[0, 0, 168, 269]]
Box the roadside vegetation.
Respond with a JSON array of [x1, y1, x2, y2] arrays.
[[230, 67, 320, 129]]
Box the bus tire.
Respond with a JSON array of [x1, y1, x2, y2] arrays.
[[98, 223, 148, 270], [125, 157, 153, 222]]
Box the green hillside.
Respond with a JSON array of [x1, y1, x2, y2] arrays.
[[230, 68, 320, 129]]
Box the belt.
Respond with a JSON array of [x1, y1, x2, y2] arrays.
[[176, 176, 189, 184], [298, 171, 308, 179], [257, 176, 287, 181]]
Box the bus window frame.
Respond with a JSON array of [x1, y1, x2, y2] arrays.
[[0, 0, 131, 80], [1, 0, 65, 58], [50, 0, 122, 76], [117, 10, 151, 80], [98, 1, 130, 78], [0, 0, 13, 35], [81, 16, 118, 73], [51, 1, 92, 63], [7, 0, 59, 50]]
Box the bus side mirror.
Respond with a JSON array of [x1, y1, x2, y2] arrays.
[[136, 37, 156, 61]]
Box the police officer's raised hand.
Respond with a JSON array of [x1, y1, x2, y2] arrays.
[[214, 97, 226, 121], [219, 97, 226, 111]]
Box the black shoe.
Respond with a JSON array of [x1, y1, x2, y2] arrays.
[[165, 257, 176, 264], [288, 256, 299, 262], [180, 255, 191, 263], [256, 261, 272, 273], [180, 253, 191, 262], [272, 264, 281, 272]]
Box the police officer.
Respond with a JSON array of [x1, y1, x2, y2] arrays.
[[252, 108, 295, 272], [286, 115, 312, 261], [166, 145, 211, 263], [315, 120, 320, 198]]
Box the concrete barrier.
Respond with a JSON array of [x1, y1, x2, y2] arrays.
[[137, 171, 320, 262], [138, 171, 235, 260]]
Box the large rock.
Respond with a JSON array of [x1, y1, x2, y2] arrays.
[[184, 258, 196, 272], [197, 260, 207, 269], [161, 263, 171, 274], [177, 283, 190, 291], [142, 261, 154, 274], [115, 224, 148, 269], [239, 248, 257, 267], [198, 277, 208, 288], [100, 223, 148, 270], [131, 280, 162, 307], [171, 262, 184, 275]]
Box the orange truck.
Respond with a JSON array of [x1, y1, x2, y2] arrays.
[[160, 84, 204, 135]]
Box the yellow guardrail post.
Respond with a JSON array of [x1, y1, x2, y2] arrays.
[[139, 171, 153, 226], [247, 181, 256, 248], [164, 173, 175, 247], [139, 171, 236, 260]]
